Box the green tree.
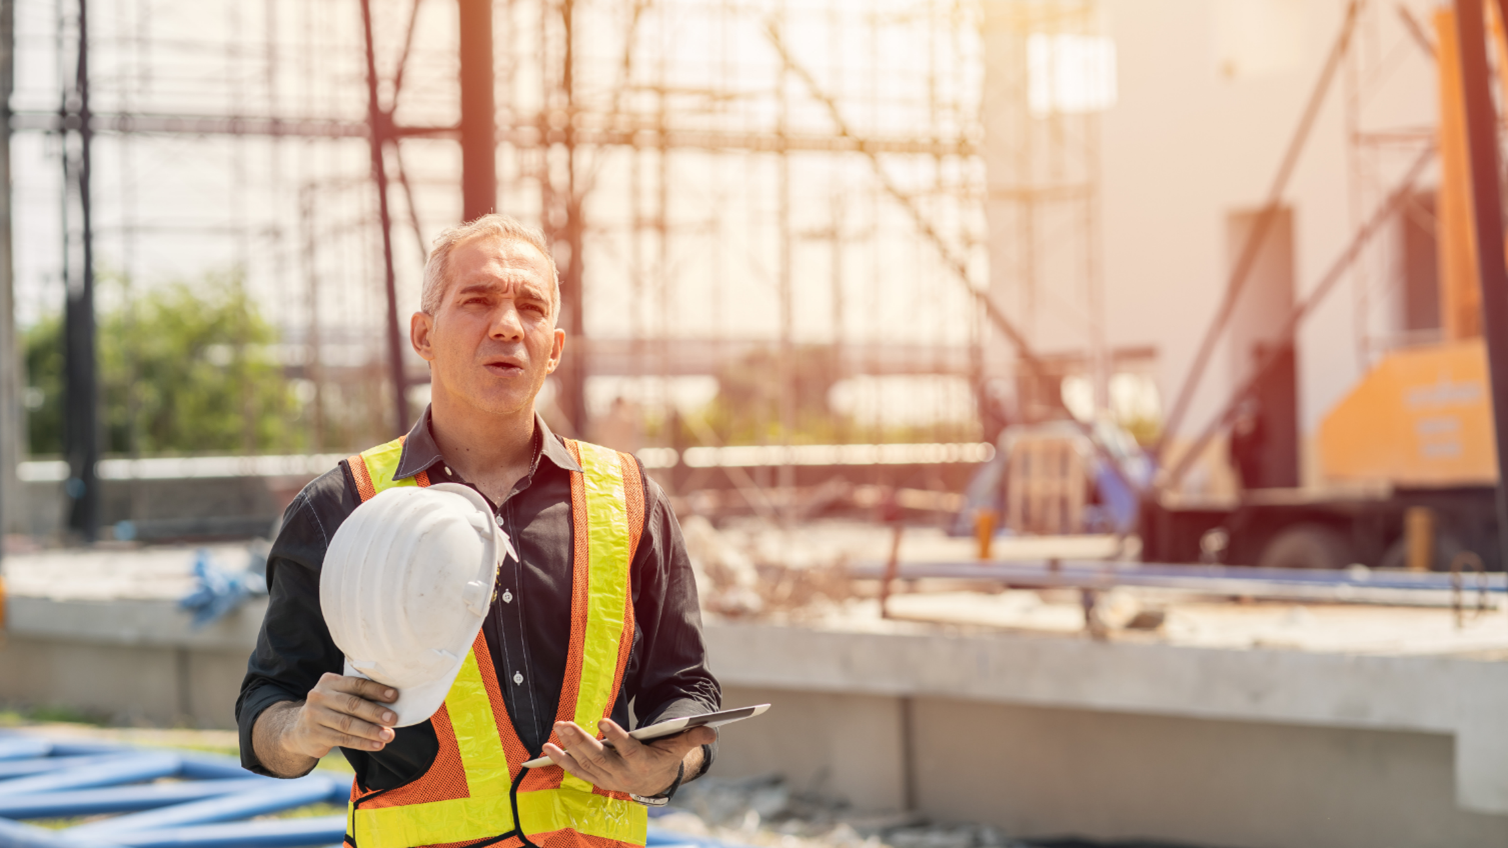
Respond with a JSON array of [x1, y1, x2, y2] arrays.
[[23, 271, 303, 456], [23, 313, 65, 455]]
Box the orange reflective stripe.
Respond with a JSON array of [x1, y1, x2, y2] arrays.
[[470, 630, 531, 781], [348, 452, 377, 502]]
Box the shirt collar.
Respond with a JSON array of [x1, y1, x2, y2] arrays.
[[394, 405, 582, 480]]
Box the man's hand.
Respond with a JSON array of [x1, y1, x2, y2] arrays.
[[252, 673, 400, 777], [543, 719, 715, 797]]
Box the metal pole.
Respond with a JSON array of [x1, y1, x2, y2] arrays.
[[0, 0, 15, 546], [458, 0, 495, 220], [1457, 0, 1508, 567], [556, 0, 588, 435], [64, 0, 99, 542], [359, 0, 409, 435]]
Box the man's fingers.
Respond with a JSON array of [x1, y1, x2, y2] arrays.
[[310, 676, 399, 728], [542, 743, 604, 782], [596, 719, 643, 761], [555, 722, 611, 766], [314, 705, 393, 744], [324, 674, 400, 706]]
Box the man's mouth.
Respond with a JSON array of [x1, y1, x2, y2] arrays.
[[484, 361, 525, 376]]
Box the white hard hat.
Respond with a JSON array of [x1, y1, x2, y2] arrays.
[[320, 482, 516, 727]]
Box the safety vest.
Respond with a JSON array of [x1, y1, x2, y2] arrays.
[[340, 433, 649, 848]]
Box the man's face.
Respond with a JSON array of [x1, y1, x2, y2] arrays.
[[412, 235, 564, 419]]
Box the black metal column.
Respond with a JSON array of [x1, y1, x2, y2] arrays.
[[459, 0, 495, 220], [1456, 0, 1508, 566], [0, 0, 14, 547], [63, 0, 98, 541]]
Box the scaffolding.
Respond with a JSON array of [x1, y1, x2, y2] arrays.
[[4, 0, 1127, 537]]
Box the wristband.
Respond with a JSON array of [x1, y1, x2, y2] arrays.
[[631, 760, 684, 807]]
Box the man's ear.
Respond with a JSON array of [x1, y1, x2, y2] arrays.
[[546, 327, 565, 374], [412, 312, 436, 362]]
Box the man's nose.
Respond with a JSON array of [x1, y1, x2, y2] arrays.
[[490, 304, 524, 340]]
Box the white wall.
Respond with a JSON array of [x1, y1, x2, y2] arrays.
[[985, 0, 1440, 468]]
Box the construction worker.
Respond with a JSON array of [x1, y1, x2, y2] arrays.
[[235, 214, 721, 848]]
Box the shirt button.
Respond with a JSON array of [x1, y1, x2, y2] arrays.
[[502, 590, 513, 604], [513, 671, 524, 685], [495, 513, 505, 528], [443, 466, 451, 476]]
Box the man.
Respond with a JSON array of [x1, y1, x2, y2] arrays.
[[236, 214, 720, 848]]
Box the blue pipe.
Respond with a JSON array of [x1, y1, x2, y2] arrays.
[[43, 744, 126, 759], [173, 756, 261, 782], [647, 827, 751, 848], [0, 755, 181, 798], [103, 814, 347, 848], [0, 742, 51, 763], [69, 777, 338, 837], [0, 779, 272, 820], [0, 758, 126, 781], [0, 817, 124, 848]]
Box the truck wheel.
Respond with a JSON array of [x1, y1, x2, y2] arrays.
[[1256, 524, 1354, 570], [1377, 532, 1464, 572]]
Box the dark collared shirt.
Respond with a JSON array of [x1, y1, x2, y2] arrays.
[[235, 409, 720, 791]]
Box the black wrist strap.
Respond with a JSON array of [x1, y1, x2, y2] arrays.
[[659, 760, 686, 800]]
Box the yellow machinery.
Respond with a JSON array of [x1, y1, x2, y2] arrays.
[[1320, 340, 1497, 486], [1318, 8, 1504, 490]]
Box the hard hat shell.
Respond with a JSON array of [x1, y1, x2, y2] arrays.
[[321, 482, 507, 727]]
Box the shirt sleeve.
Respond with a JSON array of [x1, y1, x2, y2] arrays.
[[626, 466, 723, 780], [234, 468, 353, 777]]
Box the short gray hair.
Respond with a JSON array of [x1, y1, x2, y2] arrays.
[[420, 214, 560, 316]]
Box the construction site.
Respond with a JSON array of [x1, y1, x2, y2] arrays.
[[3, 0, 1508, 846]]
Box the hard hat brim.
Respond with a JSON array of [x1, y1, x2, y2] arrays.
[[344, 656, 465, 728]]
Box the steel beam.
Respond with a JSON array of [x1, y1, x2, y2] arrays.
[[1458, 0, 1508, 570], [0, 0, 16, 542], [359, 0, 409, 436], [62, 0, 99, 541], [458, 0, 496, 219], [8, 111, 977, 157]]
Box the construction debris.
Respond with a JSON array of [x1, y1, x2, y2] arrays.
[[661, 775, 1035, 848]]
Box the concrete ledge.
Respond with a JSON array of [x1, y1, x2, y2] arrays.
[[707, 622, 1508, 814], [6, 596, 267, 653]]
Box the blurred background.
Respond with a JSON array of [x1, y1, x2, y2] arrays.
[[5, 1, 1508, 847]]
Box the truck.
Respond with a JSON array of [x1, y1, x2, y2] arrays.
[[1141, 5, 1506, 573]]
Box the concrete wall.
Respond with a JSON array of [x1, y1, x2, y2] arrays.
[[13, 475, 298, 541], [0, 636, 246, 728], [715, 684, 1508, 848], [0, 595, 263, 727], [5, 601, 1508, 848]]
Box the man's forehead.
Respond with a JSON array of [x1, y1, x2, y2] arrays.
[[451, 234, 552, 280]]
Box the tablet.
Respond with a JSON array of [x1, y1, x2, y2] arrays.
[[522, 704, 770, 769]]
